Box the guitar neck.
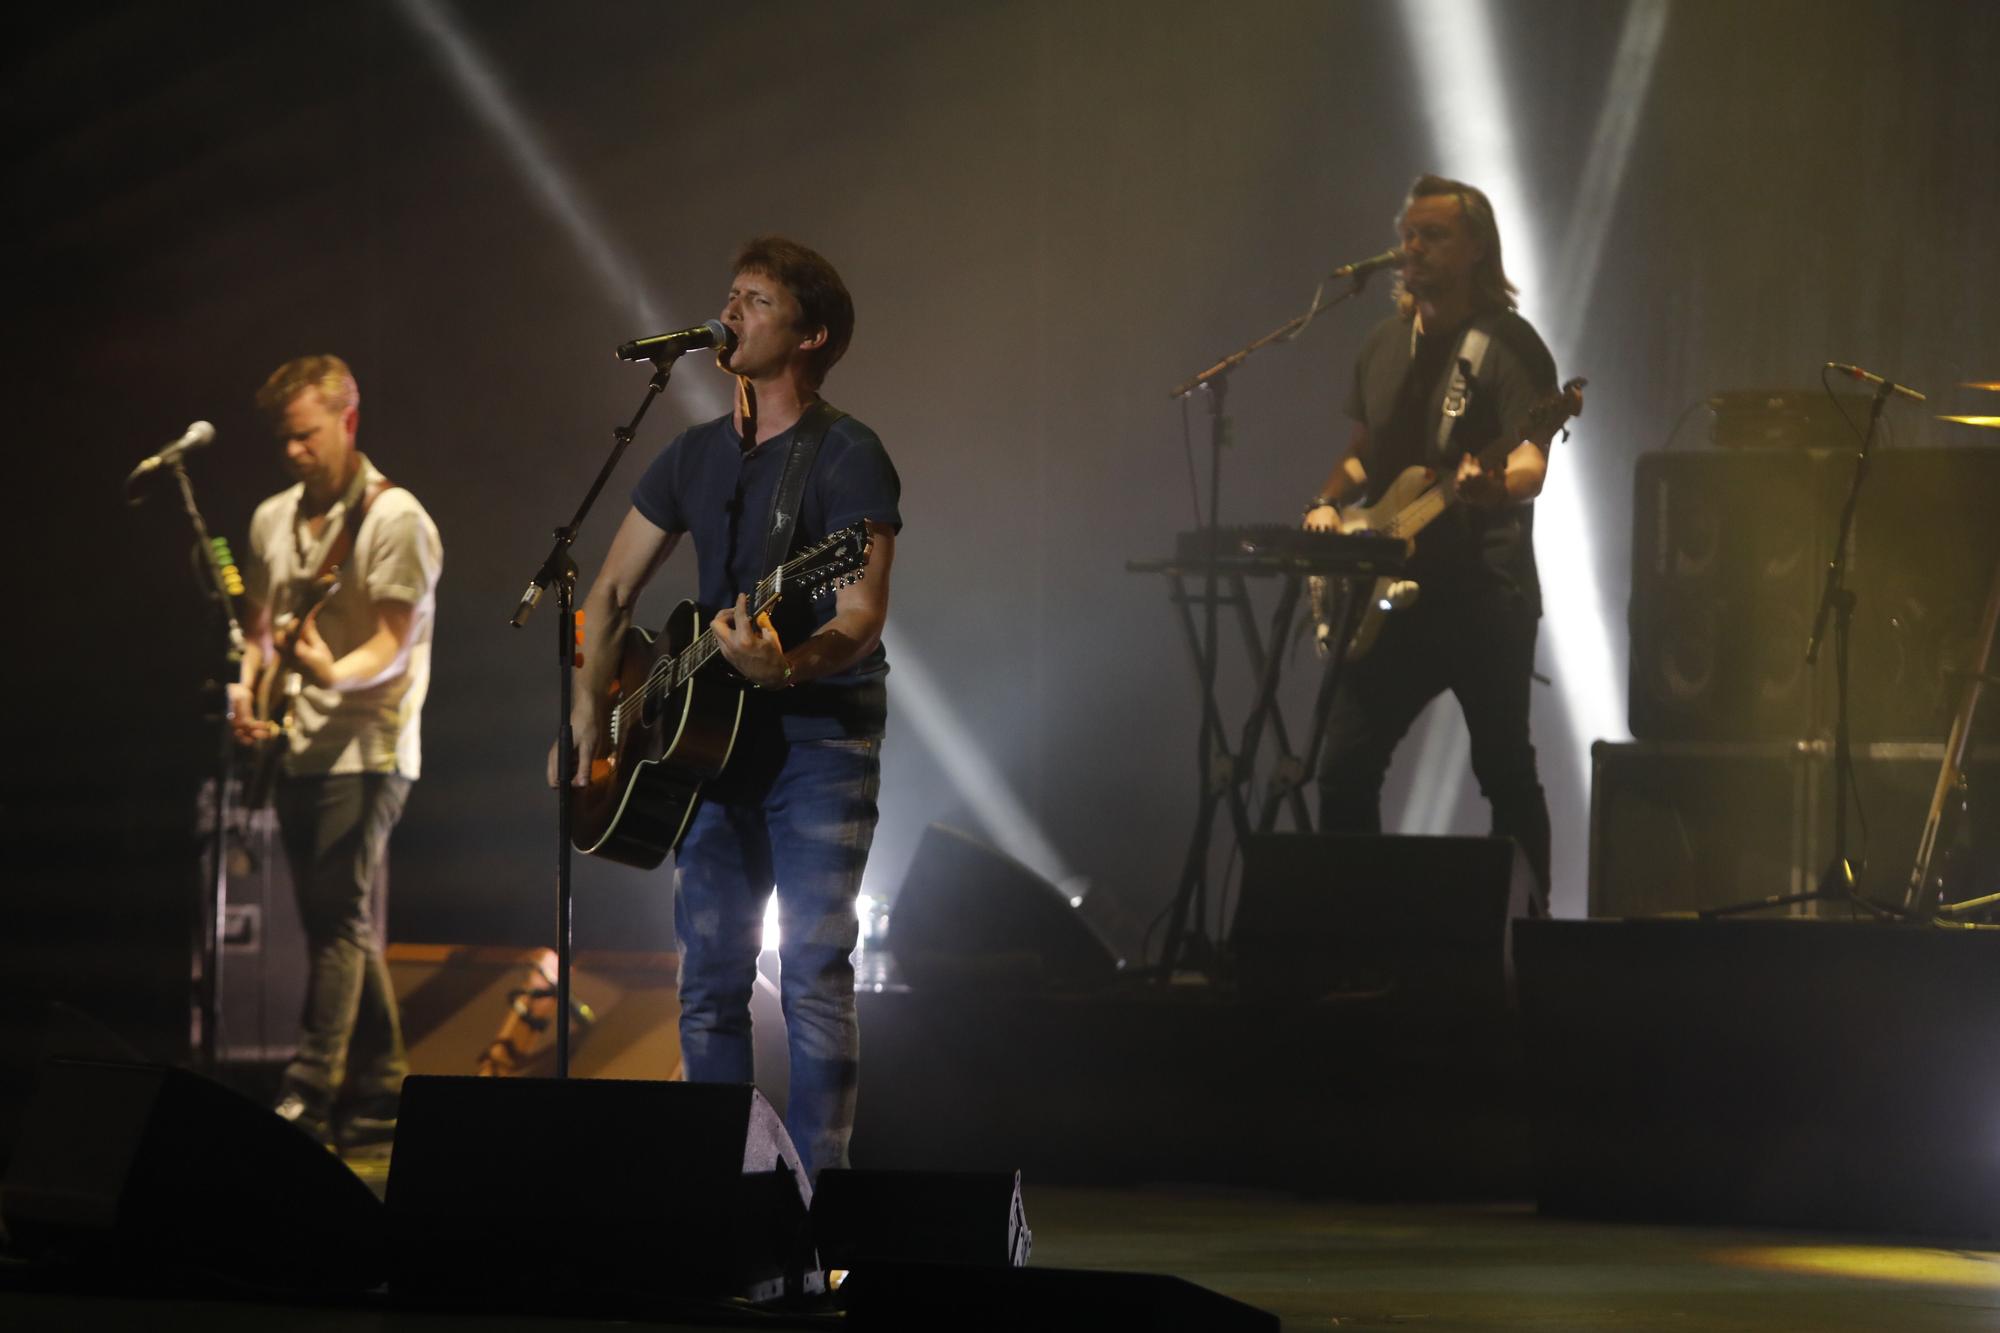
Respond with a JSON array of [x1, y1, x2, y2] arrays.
[[669, 572, 784, 688]]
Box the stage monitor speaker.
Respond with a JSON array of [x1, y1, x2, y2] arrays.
[[840, 1262, 1279, 1331], [1233, 835, 1533, 1009], [887, 823, 1120, 993], [386, 1075, 814, 1304], [0, 1058, 384, 1292], [812, 1168, 1030, 1271]]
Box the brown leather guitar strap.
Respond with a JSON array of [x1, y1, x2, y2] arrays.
[[313, 475, 397, 585]]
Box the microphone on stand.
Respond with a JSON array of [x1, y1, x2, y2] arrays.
[[125, 421, 217, 496], [1826, 362, 1928, 403], [1328, 248, 1406, 281], [616, 319, 736, 363]]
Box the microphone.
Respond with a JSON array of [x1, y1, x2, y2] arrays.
[[1826, 362, 1927, 403], [616, 319, 736, 363], [126, 421, 216, 487], [1329, 248, 1406, 281]]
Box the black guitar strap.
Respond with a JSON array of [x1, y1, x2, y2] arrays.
[[760, 399, 847, 580], [1434, 322, 1493, 459]]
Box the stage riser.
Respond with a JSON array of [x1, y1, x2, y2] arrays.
[[1517, 918, 2000, 1239]]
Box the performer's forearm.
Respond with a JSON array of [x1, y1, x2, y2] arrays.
[[784, 609, 886, 686], [574, 579, 635, 710], [1311, 453, 1368, 507], [328, 626, 405, 691]]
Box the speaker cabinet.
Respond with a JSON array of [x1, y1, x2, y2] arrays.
[[198, 776, 386, 1064], [1628, 450, 1834, 740], [1232, 835, 1533, 1009], [0, 1059, 384, 1292], [1628, 446, 2000, 743], [887, 823, 1120, 992], [386, 1076, 813, 1303], [1589, 739, 2000, 916]]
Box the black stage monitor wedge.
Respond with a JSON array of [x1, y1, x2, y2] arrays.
[[386, 1075, 814, 1305], [1234, 834, 1534, 1008], [888, 823, 1120, 993], [812, 1168, 1031, 1271], [841, 1262, 1280, 1332], [0, 1058, 385, 1293]]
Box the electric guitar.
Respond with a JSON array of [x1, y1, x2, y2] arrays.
[[1312, 377, 1586, 661], [241, 574, 340, 811], [571, 522, 872, 869]]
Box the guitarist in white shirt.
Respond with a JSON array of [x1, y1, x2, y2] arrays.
[[1302, 176, 1564, 909], [229, 355, 442, 1148]]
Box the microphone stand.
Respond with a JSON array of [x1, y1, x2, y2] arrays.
[[160, 459, 248, 1070], [1155, 273, 1374, 980], [1701, 378, 1909, 920], [510, 359, 675, 1077]]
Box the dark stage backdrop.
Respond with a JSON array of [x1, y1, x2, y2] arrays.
[[4, 1, 1994, 1058]]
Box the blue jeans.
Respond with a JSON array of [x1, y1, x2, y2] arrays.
[[673, 731, 881, 1182]]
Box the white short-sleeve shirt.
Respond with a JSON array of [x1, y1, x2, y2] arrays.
[[244, 456, 442, 779]]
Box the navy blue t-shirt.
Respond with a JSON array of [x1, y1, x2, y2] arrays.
[[631, 408, 902, 740]]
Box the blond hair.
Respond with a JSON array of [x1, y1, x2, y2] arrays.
[[256, 354, 359, 421]]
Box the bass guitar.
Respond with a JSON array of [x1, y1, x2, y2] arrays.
[[572, 522, 872, 869], [1312, 377, 1586, 661]]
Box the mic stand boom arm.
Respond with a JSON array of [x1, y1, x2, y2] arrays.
[[509, 358, 675, 1078], [1154, 275, 1371, 979]]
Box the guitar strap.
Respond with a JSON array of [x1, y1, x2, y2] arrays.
[[759, 400, 847, 580], [1435, 323, 1493, 458], [313, 474, 398, 585]]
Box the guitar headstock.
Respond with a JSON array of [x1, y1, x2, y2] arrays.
[[782, 522, 872, 600], [1522, 376, 1587, 445]]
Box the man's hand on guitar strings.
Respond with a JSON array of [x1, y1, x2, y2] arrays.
[[1454, 452, 1510, 507], [292, 617, 338, 689], [713, 594, 792, 688]]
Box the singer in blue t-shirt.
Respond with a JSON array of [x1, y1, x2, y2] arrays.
[[550, 237, 900, 1182]]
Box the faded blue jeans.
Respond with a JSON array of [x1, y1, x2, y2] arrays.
[[673, 730, 881, 1183]]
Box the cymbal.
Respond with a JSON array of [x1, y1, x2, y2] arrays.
[[1937, 415, 2000, 428], [1963, 382, 2000, 392]]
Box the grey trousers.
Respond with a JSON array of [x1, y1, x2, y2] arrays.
[[273, 772, 411, 1112]]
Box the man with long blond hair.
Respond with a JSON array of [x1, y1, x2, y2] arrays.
[[231, 354, 441, 1148], [1303, 176, 1562, 906]]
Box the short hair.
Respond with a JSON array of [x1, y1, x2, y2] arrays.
[[733, 236, 855, 388], [1393, 174, 1519, 317], [256, 355, 359, 422]]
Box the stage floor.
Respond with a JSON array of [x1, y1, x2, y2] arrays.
[[6, 1182, 2000, 1331]]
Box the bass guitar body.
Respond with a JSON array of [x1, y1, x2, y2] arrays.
[[571, 600, 745, 871], [1311, 377, 1585, 663], [1329, 464, 1436, 662]]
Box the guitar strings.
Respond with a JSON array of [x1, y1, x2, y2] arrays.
[[606, 530, 865, 731]]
